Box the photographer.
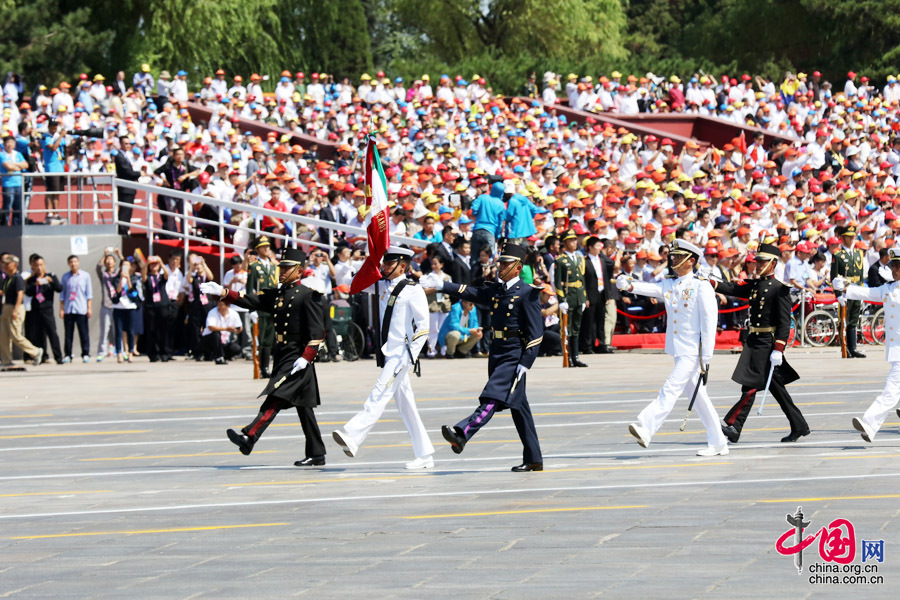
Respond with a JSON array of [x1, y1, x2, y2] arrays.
[[153, 147, 200, 237], [40, 120, 67, 220]]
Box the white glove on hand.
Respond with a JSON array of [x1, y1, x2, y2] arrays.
[[838, 295, 847, 306], [199, 282, 224, 297], [697, 265, 712, 279], [249, 311, 259, 324], [290, 357, 309, 375], [616, 274, 632, 291], [516, 364, 529, 378], [769, 350, 783, 367], [559, 301, 569, 314], [832, 276, 846, 292]]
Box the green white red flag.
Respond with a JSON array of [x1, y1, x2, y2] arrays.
[[349, 136, 391, 294]]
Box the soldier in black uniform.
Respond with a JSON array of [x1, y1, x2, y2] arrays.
[[439, 243, 545, 472], [711, 243, 809, 443], [201, 248, 328, 467]]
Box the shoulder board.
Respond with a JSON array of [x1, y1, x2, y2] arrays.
[[300, 276, 325, 294], [695, 275, 708, 281], [529, 283, 543, 289]]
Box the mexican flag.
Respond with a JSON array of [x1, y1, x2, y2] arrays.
[[349, 136, 391, 294]]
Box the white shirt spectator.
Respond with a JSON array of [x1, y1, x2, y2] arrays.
[[203, 305, 242, 341]]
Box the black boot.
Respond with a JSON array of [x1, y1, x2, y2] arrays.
[[847, 327, 866, 358], [570, 338, 587, 367], [259, 347, 271, 377]]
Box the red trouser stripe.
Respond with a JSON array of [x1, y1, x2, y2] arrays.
[[247, 407, 276, 437], [728, 388, 757, 425]]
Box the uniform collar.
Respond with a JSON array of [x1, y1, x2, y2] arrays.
[[504, 276, 520, 290]]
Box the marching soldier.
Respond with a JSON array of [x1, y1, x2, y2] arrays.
[[831, 225, 866, 358], [247, 236, 279, 376], [834, 248, 900, 442], [712, 243, 809, 443], [332, 246, 435, 469], [439, 243, 545, 472], [200, 248, 328, 466], [555, 228, 588, 367], [616, 239, 729, 456]]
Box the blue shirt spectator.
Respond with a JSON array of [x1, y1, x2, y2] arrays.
[[472, 181, 507, 237], [61, 267, 93, 314], [413, 215, 443, 243], [0, 146, 25, 188], [438, 300, 480, 347], [505, 192, 540, 239], [41, 126, 66, 173]]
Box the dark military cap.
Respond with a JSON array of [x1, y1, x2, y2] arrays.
[[498, 243, 527, 263]]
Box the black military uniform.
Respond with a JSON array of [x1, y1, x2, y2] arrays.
[[713, 243, 809, 443], [831, 225, 867, 358], [247, 236, 279, 375], [439, 244, 545, 471], [221, 249, 327, 465]]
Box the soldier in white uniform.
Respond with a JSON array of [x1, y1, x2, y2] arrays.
[[616, 239, 729, 456], [332, 247, 435, 469], [834, 249, 900, 442]]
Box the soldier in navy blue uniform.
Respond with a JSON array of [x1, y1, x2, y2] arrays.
[[200, 248, 327, 467], [439, 243, 545, 472]]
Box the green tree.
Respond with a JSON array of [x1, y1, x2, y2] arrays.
[[279, 0, 373, 77], [0, 0, 113, 87]]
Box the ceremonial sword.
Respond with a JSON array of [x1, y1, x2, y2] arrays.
[[680, 339, 708, 431], [757, 362, 776, 416]]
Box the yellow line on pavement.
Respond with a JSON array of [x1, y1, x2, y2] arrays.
[[268, 420, 398, 427], [225, 475, 434, 487], [404, 505, 647, 519], [11, 522, 289, 540], [0, 490, 111, 498], [127, 406, 257, 413], [367, 439, 524, 449], [754, 494, 900, 504], [80, 451, 279, 462], [0, 430, 149, 440], [0, 414, 53, 419]]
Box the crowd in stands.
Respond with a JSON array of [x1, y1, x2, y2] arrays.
[[2, 63, 900, 365]]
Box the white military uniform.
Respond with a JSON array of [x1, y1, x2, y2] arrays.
[[341, 277, 435, 458], [845, 280, 900, 438], [629, 272, 728, 448]]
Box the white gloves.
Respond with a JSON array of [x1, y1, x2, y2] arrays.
[[249, 311, 259, 324], [616, 274, 632, 291], [696, 265, 712, 279], [199, 282, 224, 297], [769, 350, 783, 367], [838, 295, 847, 306], [516, 364, 529, 378], [290, 357, 309, 375], [559, 301, 569, 314], [832, 276, 846, 292]]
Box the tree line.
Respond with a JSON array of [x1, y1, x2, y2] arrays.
[[1, 1, 897, 95]]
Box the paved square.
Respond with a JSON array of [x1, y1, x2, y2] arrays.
[[0, 350, 897, 598]]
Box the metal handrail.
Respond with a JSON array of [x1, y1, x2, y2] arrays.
[[16, 172, 116, 226]]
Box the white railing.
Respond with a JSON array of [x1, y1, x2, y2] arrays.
[[113, 179, 428, 276], [15, 172, 116, 226]]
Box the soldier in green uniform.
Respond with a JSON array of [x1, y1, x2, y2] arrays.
[[831, 225, 866, 358], [555, 229, 588, 367], [246, 236, 279, 375]]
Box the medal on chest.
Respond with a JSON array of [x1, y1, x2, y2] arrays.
[[681, 287, 694, 301]]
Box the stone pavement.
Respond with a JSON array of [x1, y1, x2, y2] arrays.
[[0, 349, 897, 598]]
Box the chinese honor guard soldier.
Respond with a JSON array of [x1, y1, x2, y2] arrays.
[[332, 246, 435, 469], [440, 243, 545, 471], [200, 248, 328, 467], [834, 248, 900, 442], [616, 239, 729, 456], [831, 225, 866, 358], [247, 235, 279, 376], [712, 243, 809, 443], [555, 228, 588, 367]]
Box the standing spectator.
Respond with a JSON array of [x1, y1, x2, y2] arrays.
[[112, 259, 138, 363], [40, 120, 67, 220], [222, 254, 250, 357], [469, 182, 507, 267], [185, 253, 214, 360], [1, 133, 28, 226], [202, 300, 242, 364], [60, 255, 92, 363], [156, 70, 172, 107], [597, 239, 622, 353], [133, 64, 154, 96], [24, 255, 62, 364], [153, 147, 199, 236], [95, 248, 120, 361], [1, 255, 43, 366], [580, 236, 605, 355], [420, 255, 452, 357], [113, 136, 141, 235], [141, 255, 171, 362]]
